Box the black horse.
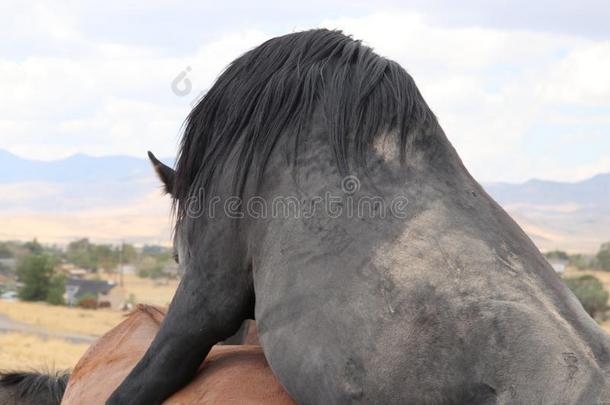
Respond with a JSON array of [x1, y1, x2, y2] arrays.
[[109, 29, 610, 404]]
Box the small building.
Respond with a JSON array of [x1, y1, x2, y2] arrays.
[[0, 273, 9, 292], [0, 258, 17, 272], [65, 278, 119, 308], [68, 268, 88, 278], [0, 273, 17, 294], [115, 264, 137, 276], [58, 263, 93, 278], [548, 258, 568, 274], [0, 291, 17, 302]]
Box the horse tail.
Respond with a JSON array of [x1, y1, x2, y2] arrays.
[[0, 371, 69, 405]]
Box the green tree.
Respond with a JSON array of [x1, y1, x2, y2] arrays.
[[46, 274, 66, 305], [66, 238, 96, 269], [568, 254, 592, 270], [93, 244, 119, 272], [597, 242, 610, 271], [65, 239, 125, 272], [137, 256, 164, 279], [23, 238, 44, 255], [545, 250, 569, 261], [121, 243, 138, 264], [0, 242, 13, 258], [564, 275, 609, 319], [16, 254, 58, 302]]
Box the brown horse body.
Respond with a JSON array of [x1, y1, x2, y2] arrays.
[[62, 305, 294, 405]]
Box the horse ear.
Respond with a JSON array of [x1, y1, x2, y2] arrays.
[[147, 151, 175, 195]]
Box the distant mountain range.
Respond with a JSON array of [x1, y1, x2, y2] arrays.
[[0, 149, 163, 183], [485, 175, 610, 211], [0, 149, 608, 252], [484, 175, 610, 253]]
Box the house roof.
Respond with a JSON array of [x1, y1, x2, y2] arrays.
[[0, 258, 17, 269], [66, 278, 115, 298]]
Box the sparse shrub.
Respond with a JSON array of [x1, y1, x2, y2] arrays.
[[0, 242, 13, 258], [77, 294, 98, 309], [545, 250, 569, 261], [137, 256, 165, 279], [597, 242, 610, 271], [568, 254, 593, 270], [564, 275, 609, 320]]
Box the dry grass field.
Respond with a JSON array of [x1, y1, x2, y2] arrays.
[[114, 274, 179, 307], [0, 333, 89, 370], [0, 300, 124, 337], [0, 274, 179, 370], [563, 268, 610, 285], [0, 274, 178, 337]]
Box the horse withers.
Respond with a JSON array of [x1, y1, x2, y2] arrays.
[[62, 305, 294, 404], [109, 29, 610, 404], [0, 309, 284, 405]]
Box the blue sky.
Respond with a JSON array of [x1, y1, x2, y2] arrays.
[[1, 0, 609, 183]]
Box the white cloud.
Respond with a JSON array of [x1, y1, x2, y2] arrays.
[[542, 155, 610, 182], [2, 1, 82, 44], [538, 43, 610, 106], [319, 12, 610, 182], [0, 28, 267, 160], [0, 7, 609, 183]]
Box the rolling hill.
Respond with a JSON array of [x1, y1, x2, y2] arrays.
[[0, 149, 608, 252]]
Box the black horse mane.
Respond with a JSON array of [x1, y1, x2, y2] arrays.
[[174, 28, 436, 217], [0, 371, 69, 405]]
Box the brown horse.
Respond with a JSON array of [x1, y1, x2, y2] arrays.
[[61, 305, 294, 405]]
